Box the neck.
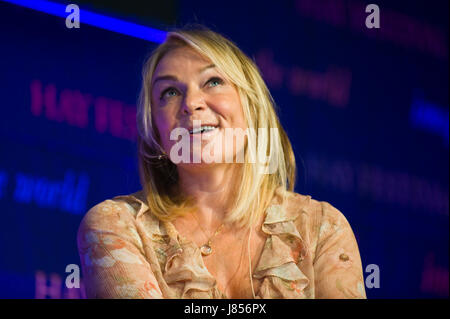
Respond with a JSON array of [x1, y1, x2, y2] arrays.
[[177, 163, 243, 229]]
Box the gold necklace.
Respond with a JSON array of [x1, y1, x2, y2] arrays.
[[192, 214, 225, 256]]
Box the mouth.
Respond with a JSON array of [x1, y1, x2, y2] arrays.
[[188, 125, 219, 135]]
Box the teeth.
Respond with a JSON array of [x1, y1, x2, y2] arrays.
[[189, 126, 216, 134]]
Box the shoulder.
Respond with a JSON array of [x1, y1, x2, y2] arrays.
[[76, 192, 148, 248], [281, 189, 353, 243], [78, 198, 134, 232], [80, 189, 147, 225], [283, 188, 348, 224]]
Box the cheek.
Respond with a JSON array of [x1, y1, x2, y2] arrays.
[[232, 103, 247, 130], [215, 95, 246, 128], [152, 113, 173, 148], [230, 93, 246, 128]]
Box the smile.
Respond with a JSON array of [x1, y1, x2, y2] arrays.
[[189, 126, 218, 134]]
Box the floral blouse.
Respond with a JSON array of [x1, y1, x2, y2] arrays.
[[77, 187, 367, 299]]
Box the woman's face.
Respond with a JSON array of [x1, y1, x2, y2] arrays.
[[150, 46, 247, 166]]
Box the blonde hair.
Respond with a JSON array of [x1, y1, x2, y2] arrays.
[[137, 25, 296, 228]]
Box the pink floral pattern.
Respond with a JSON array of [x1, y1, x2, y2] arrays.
[[77, 187, 367, 299]]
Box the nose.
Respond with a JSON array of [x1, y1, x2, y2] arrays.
[[180, 88, 206, 115]]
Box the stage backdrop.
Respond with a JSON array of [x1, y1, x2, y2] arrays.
[[0, 0, 448, 298]]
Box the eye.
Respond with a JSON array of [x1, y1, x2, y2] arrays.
[[159, 87, 179, 100], [206, 77, 224, 88]]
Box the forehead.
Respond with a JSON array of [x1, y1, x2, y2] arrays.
[[154, 46, 211, 75]]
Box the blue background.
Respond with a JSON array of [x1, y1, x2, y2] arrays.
[[0, 0, 448, 298]]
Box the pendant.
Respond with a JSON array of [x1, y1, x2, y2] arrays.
[[200, 244, 212, 256]]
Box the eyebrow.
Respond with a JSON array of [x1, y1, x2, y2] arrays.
[[152, 64, 216, 86]]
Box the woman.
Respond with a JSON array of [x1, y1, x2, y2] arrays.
[[77, 26, 367, 299]]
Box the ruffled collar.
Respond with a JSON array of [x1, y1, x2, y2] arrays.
[[114, 187, 312, 299], [253, 203, 311, 298]]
